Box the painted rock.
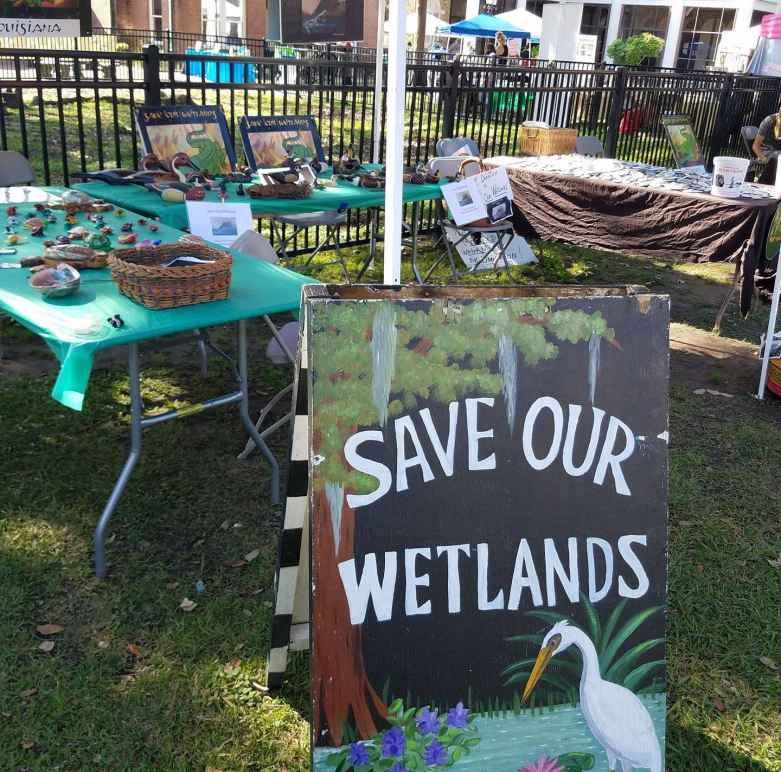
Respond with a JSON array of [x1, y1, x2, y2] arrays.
[[86, 232, 112, 250], [65, 214, 78, 225], [24, 217, 45, 232], [148, 223, 159, 232], [43, 239, 55, 247], [185, 186, 206, 201], [100, 226, 113, 236], [137, 218, 147, 226], [161, 189, 185, 203], [6, 206, 17, 216], [118, 233, 137, 245], [120, 222, 133, 232], [68, 226, 89, 241], [56, 235, 70, 245], [115, 208, 125, 217], [6, 233, 21, 245], [47, 213, 57, 224]]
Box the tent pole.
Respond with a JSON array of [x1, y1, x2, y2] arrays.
[[372, 0, 386, 164], [383, 0, 406, 285], [758, 263, 781, 399]]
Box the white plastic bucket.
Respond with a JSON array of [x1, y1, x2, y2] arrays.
[[711, 156, 750, 198]]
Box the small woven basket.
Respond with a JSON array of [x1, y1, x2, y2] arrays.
[[247, 182, 312, 199], [108, 242, 232, 309], [519, 126, 577, 156]]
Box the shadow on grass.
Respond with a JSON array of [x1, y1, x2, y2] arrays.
[[667, 723, 772, 771]]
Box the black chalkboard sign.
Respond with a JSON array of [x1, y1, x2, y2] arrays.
[[306, 285, 669, 772]]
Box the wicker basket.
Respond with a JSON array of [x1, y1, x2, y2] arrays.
[[519, 126, 577, 156], [247, 182, 312, 199], [108, 242, 232, 309]]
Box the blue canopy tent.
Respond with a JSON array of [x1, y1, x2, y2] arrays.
[[438, 13, 530, 40]]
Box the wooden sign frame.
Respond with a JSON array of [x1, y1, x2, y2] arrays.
[[269, 284, 670, 772]]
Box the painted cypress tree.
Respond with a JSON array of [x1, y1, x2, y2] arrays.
[[309, 298, 615, 746]]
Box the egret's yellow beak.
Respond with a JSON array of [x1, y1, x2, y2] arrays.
[[522, 641, 556, 703]]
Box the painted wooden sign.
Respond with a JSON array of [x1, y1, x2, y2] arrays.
[[306, 285, 669, 772]]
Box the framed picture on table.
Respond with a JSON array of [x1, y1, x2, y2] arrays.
[[661, 114, 706, 171], [135, 105, 236, 176], [239, 115, 325, 171]]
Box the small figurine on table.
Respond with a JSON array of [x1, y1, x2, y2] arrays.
[[218, 181, 228, 204]]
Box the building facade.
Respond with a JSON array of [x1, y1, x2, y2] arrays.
[[518, 0, 778, 68], [102, 0, 380, 47]]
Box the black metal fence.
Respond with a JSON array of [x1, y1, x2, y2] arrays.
[[1, 44, 780, 248]]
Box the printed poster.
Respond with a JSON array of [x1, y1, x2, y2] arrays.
[[306, 287, 670, 772]]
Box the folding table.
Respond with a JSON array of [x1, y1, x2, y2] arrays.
[[0, 186, 312, 576]]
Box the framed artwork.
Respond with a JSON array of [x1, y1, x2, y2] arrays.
[[268, 0, 364, 44], [0, 0, 91, 37], [135, 105, 236, 176], [239, 115, 325, 171], [661, 114, 706, 170]]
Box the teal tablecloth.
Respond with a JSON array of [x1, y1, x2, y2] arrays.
[[73, 176, 445, 231], [0, 187, 311, 411]]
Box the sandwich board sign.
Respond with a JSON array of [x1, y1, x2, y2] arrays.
[[270, 285, 669, 772]]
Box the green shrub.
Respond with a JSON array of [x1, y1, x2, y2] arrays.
[[607, 33, 665, 66]]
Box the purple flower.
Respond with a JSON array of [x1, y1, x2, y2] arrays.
[[389, 764, 409, 772], [423, 739, 449, 766], [381, 726, 406, 758], [446, 701, 469, 729], [416, 706, 440, 735], [348, 741, 370, 766]]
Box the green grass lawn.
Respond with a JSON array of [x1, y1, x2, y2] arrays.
[[1, 241, 780, 771]]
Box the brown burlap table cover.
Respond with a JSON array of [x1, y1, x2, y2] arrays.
[[484, 156, 779, 317]]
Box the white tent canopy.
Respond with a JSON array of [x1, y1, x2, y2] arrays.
[[404, 11, 448, 38], [495, 8, 542, 41]]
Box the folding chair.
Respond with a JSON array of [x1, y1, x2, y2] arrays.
[[576, 136, 604, 158], [741, 125, 769, 182], [0, 151, 35, 186], [271, 210, 351, 282], [435, 137, 480, 157], [233, 230, 301, 460]]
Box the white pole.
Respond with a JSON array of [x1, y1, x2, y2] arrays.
[[757, 263, 781, 399], [383, 0, 406, 285], [372, 0, 386, 164]]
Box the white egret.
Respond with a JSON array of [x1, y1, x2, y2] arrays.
[[522, 621, 662, 772]]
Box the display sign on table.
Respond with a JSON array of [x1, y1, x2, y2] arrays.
[[267, 0, 364, 44], [661, 114, 706, 171], [239, 115, 325, 171], [303, 285, 670, 772], [444, 228, 537, 271], [185, 202, 253, 247], [0, 0, 90, 37], [135, 105, 236, 176], [442, 167, 514, 226]]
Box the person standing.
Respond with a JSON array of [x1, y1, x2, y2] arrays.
[[494, 31, 509, 63]]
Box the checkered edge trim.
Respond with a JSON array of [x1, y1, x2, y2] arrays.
[[267, 343, 308, 691]]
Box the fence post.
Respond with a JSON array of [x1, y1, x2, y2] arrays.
[[442, 57, 461, 139], [709, 72, 735, 161], [604, 66, 626, 159], [143, 44, 162, 106]]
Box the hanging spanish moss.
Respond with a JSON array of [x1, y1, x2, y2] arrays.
[[371, 303, 398, 427], [588, 333, 601, 404], [325, 482, 344, 554], [498, 334, 518, 432]]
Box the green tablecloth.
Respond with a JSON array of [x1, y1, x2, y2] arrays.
[[0, 187, 311, 411], [73, 176, 444, 231]]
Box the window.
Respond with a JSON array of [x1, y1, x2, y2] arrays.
[[581, 4, 610, 62], [676, 7, 735, 70], [150, 0, 163, 34], [618, 5, 670, 39]]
